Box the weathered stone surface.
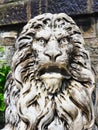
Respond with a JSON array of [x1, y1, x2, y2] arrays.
[[5, 46, 15, 65], [30, 0, 88, 17], [93, 0, 98, 12], [0, 31, 18, 46], [75, 17, 96, 38], [0, 45, 15, 66], [31, 0, 46, 17], [85, 39, 98, 57], [96, 18, 98, 37], [2, 13, 96, 130], [85, 38, 98, 74], [0, 1, 97, 129], [0, 0, 20, 4], [0, 0, 98, 26], [0, 1, 27, 26], [47, 0, 88, 15]]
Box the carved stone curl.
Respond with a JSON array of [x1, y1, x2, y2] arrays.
[[2, 13, 96, 130]]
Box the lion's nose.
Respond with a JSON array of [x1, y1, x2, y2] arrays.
[[44, 47, 62, 61]]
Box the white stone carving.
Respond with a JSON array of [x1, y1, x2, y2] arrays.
[[2, 13, 96, 130]]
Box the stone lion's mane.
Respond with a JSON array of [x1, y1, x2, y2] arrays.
[[4, 13, 95, 130]]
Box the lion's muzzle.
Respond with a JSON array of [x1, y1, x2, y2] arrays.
[[37, 63, 71, 94]]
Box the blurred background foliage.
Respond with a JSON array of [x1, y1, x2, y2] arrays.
[[0, 46, 10, 111]]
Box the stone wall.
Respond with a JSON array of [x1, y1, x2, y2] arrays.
[[0, 0, 98, 128]]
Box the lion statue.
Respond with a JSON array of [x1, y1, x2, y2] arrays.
[[2, 13, 96, 130]]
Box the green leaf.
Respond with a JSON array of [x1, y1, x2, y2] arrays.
[[0, 46, 5, 53], [0, 72, 5, 76], [0, 63, 10, 112], [0, 93, 5, 111]]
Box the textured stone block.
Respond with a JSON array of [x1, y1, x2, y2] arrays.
[[85, 38, 98, 56], [0, 0, 19, 4], [0, 23, 24, 45], [46, 0, 88, 15], [30, 0, 47, 18], [0, 1, 27, 26], [0, 45, 15, 66], [5, 46, 15, 65], [75, 17, 96, 38], [0, 30, 18, 46], [31, 0, 41, 18], [93, 0, 98, 12], [30, 0, 88, 17], [96, 18, 98, 37], [0, 0, 97, 26], [85, 38, 98, 76]]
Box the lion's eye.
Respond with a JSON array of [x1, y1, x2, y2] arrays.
[[59, 37, 68, 45], [38, 38, 46, 45]]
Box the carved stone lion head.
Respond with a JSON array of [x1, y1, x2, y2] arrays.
[[4, 13, 95, 130]]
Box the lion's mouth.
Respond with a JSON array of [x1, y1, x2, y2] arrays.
[[38, 64, 71, 79]]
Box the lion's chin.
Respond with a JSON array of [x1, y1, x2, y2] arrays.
[[41, 73, 63, 94]]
